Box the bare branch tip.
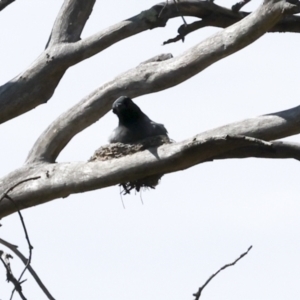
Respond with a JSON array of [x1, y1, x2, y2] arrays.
[[193, 245, 253, 300]]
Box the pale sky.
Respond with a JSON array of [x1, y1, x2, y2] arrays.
[[1, 1, 300, 299]]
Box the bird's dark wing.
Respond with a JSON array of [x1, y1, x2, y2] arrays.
[[109, 119, 168, 144], [149, 120, 168, 136]]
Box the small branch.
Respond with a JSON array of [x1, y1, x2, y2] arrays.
[[0, 178, 40, 298], [4, 195, 33, 300], [173, 0, 188, 26], [0, 251, 27, 300], [46, 0, 96, 48], [0, 0, 15, 11], [163, 19, 213, 45], [0, 238, 55, 300], [193, 246, 253, 300], [232, 0, 251, 13]]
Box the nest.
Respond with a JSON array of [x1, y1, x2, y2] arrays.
[[89, 135, 171, 194]]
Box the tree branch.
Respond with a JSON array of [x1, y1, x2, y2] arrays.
[[46, 0, 96, 48], [0, 176, 41, 203], [0, 251, 27, 300], [1, 134, 300, 218], [193, 246, 252, 299], [26, 0, 287, 164], [3, 194, 33, 300], [0, 0, 299, 124], [0, 239, 55, 300], [196, 105, 300, 142], [163, 19, 212, 45], [232, 0, 252, 12], [163, 1, 300, 45], [0, 0, 15, 11], [213, 140, 300, 160], [0, 0, 211, 124]]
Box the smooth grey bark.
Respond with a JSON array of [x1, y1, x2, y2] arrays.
[[46, 0, 96, 48], [1, 131, 300, 218], [26, 0, 292, 164], [197, 105, 300, 141], [0, 0, 299, 124], [3, 103, 300, 217]]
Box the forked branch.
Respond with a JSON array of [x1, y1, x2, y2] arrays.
[[27, 0, 288, 164], [0, 251, 26, 300], [0, 0, 299, 124], [0, 238, 55, 300]]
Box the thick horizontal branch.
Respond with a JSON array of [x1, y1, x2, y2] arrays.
[[56, 0, 236, 65], [2, 134, 300, 218], [213, 140, 300, 160], [26, 0, 288, 164], [0, 238, 55, 300]]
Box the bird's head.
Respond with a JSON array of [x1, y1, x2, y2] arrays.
[[112, 96, 143, 123]]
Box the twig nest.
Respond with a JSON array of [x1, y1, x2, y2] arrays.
[[89, 135, 172, 194]]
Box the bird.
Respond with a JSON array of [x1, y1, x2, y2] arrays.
[[109, 96, 168, 144]]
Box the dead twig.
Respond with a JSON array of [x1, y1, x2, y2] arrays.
[[4, 194, 33, 300], [0, 0, 16, 12], [0, 251, 27, 300], [0, 238, 56, 300], [193, 245, 253, 300], [232, 0, 251, 12], [0, 177, 41, 299], [163, 19, 211, 45]]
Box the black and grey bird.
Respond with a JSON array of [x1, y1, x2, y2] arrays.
[[109, 96, 168, 144]]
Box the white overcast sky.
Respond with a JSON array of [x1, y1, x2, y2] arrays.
[[1, 0, 300, 299]]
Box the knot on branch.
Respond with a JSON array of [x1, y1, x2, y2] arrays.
[[140, 53, 173, 65], [89, 135, 172, 194]]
